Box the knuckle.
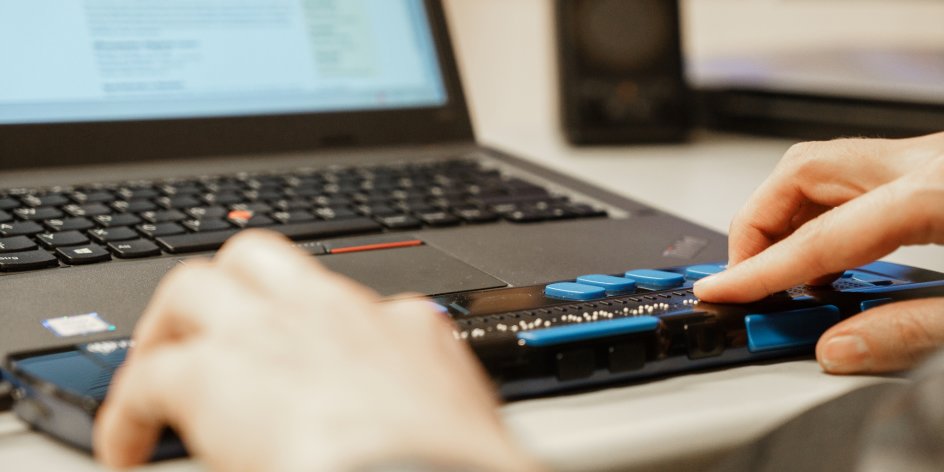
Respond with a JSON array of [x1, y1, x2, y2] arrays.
[[159, 263, 212, 293], [898, 166, 944, 243], [220, 229, 287, 253], [782, 141, 824, 179]]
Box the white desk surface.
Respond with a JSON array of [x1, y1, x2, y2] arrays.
[[2, 2, 942, 471]]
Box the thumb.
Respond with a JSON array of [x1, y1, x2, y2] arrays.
[[816, 298, 944, 374]]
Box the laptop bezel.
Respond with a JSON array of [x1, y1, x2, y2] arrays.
[[0, 0, 474, 170]]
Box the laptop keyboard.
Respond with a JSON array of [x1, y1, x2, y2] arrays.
[[0, 159, 608, 273]]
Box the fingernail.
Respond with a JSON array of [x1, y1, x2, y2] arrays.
[[820, 335, 872, 374], [693, 274, 720, 291]]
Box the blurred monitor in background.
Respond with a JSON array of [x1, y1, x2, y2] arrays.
[[682, 0, 944, 139]]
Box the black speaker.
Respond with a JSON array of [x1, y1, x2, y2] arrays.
[[556, 0, 690, 144]]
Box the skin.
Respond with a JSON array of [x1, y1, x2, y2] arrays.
[[694, 132, 944, 374], [94, 231, 543, 472]]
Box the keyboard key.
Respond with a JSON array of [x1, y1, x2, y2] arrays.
[[37, 231, 90, 249], [356, 204, 400, 217], [158, 184, 202, 196], [230, 202, 273, 214], [158, 182, 203, 197], [0, 236, 37, 253], [564, 203, 607, 218], [454, 207, 499, 224], [21, 194, 70, 208], [44, 217, 95, 232], [314, 207, 359, 221], [0, 197, 20, 210], [376, 214, 423, 230], [108, 239, 163, 259], [112, 199, 157, 213], [227, 212, 274, 228], [182, 219, 233, 233], [416, 211, 461, 227], [14, 207, 63, 221], [504, 207, 550, 223], [204, 192, 243, 206], [137, 223, 186, 238], [270, 199, 312, 212], [156, 230, 240, 253], [140, 210, 188, 224], [63, 203, 112, 217], [70, 190, 114, 204], [271, 211, 316, 225], [156, 195, 202, 210], [116, 188, 160, 200], [0, 249, 59, 272], [89, 227, 140, 244], [55, 244, 111, 265], [0, 221, 44, 237], [0, 210, 11, 223], [94, 213, 142, 228]]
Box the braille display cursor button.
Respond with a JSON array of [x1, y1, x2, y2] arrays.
[[544, 282, 606, 301], [624, 269, 685, 290]]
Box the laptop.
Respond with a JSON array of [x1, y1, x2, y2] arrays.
[[0, 0, 726, 359]]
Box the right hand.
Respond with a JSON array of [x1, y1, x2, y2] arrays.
[[695, 132, 944, 374]]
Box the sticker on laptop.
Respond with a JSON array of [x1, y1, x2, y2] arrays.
[[42, 312, 117, 338]]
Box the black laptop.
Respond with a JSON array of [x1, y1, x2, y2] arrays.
[[0, 0, 726, 358]]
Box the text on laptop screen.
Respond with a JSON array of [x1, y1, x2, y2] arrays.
[[0, 0, 447, 125]]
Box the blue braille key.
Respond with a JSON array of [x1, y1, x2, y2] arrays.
[[745, 305, 841, 353], [624, 269, 685, 290], [544, 282, 607, 301], [517, 316, 660, 347], [575, 274, 636, 293], [685, 264, 725, 280]]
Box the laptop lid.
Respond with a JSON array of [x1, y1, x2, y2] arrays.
[[0, 0, 473, 170]]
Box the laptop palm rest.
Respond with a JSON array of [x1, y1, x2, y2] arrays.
[[318, 245, 506, 297]]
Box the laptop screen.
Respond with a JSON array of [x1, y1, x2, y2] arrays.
[[0, 0, 447, 125]]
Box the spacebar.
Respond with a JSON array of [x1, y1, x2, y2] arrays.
[[156, 219, 383, 254]]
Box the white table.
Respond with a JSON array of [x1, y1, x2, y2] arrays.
[[2, 2, 942, 471]]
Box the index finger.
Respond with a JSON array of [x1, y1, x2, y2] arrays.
[[697, 172, 943, 303], [727, 138, 901, 266]]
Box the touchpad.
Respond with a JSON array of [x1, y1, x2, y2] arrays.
[[317, 245, 507, 297]]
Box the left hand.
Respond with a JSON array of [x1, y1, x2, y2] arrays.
[[94, 230, 542, 472]]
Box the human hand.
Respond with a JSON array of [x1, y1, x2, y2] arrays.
[[694, 132, 944, 374], [94, 230, 542, 472]]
